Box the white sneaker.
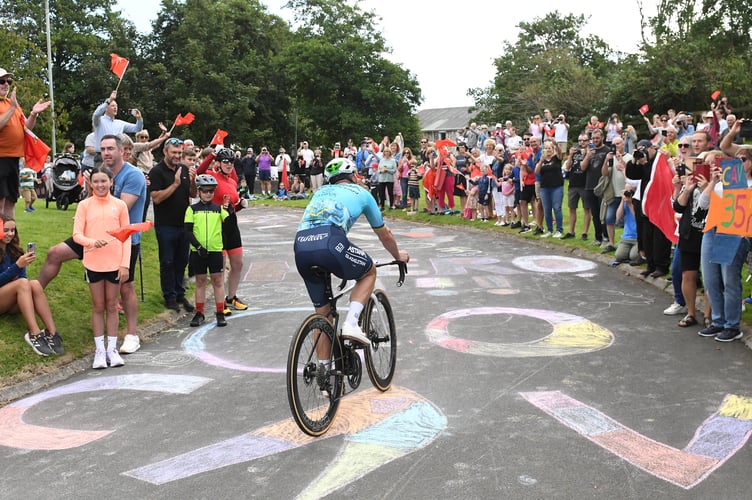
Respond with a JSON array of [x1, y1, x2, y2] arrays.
[[552, 231, 563, 238], [341, 322, 371, 347], [107, 350, 125, 367], [663, 302, 687, 315], [120, 334, 140, 354], [93, 350, 107, 369], [540, 231, 552, 238]]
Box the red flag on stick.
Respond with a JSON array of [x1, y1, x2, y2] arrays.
[[710, 90, 721, 101], [642, 153, 678, 244], [210, 129, 228, 146], [638, 104, 649, 115], [281, 158, 290, 190], [109, 53, 129, 79], [106, 221, 154, 243], [174, 113, 195, 126]]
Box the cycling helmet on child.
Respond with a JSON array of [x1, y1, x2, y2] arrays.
[[196, 174, 218, 188], [324, 158, 357, 183]]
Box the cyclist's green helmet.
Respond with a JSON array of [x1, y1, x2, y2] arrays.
[[324, 158, 357, 183]]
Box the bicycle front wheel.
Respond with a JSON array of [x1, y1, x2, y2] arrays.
[[362, 290, 397, 391], [286, 314, 343, 436]]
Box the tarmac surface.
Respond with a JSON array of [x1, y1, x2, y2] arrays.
[[2, 205, 752, 499]]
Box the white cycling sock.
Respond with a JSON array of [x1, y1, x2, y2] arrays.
[[107, 336, 118, 352], [345, 301, 364, 326], [94, 336, 105, 352]]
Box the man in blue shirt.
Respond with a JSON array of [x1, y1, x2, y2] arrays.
[[92, 90, 143, 165]]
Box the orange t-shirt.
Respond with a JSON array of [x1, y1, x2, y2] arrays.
[[73, 193, 131, 272], [0, 99, 26, 157]]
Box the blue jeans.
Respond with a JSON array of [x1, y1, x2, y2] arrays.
[[400, 177, 408, 208], [671, 246, 685, 306], [701, 230, 749, 330], [155, 225, 190, 303], [539, 186, 563, 233]]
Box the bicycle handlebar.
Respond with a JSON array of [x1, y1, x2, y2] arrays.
[[335, 260, 408, 290], [375, 260, 408, 287]]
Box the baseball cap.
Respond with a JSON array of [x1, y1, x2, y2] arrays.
[[637, 139, 653, 149], [495, 123, 502, 128], [0, 68, 13, 79]]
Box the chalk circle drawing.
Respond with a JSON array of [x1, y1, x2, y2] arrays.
[[115, 351, 195, 367], [512, 255, 597, 274], [521, 391, 752, 489], [0, 374, 211, 450], [124, 385, 447, 499], [426, 307, 613, 358], [183, 307, 311, 373]]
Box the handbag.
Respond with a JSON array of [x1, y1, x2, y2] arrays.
[[594, 174, 611, 198]]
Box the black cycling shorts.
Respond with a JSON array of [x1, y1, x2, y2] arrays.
[[294, 225, 373, 308]]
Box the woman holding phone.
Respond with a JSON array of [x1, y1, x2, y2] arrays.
[[0, 215, 62, 356]]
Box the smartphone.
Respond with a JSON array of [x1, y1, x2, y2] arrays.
[[692, 163, 710, 182], [27, 242, 36, 255], [588, 143, 595, 150]]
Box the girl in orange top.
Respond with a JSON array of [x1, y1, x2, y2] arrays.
[[73, 167, 131, 369]]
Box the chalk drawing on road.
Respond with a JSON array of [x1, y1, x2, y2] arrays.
[[123, 385, 447, 499], [512, 255, 597, 274], [114, 351, 195, 367], [0, 374, 211, 450], [521, 391, 752, 489], [182, 307, 310, 373], [426, 307, 613, 357], [244, 259, 291, 282]]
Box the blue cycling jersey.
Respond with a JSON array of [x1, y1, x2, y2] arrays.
[[297, 183, 384, 233]]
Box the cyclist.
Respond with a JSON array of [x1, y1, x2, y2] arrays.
[[294, 158, 409, 349]]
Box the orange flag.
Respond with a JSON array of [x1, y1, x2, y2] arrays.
[[24, 128, 51, 172], [638, 104, 649, 115], [174, 113, 195, 126], [109, 53, 129, 79], [711, 90, 721, 101], [210, 129, 228, 146], [106, 221, 154, 242], [281, 157, 290, 190]]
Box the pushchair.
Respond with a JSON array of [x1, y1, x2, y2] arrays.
[[45, 154, 83, 210]]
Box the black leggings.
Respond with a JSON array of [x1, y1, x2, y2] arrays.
[[378, 181, 394, 209]]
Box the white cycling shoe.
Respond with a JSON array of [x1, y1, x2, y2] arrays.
[[341, 322, 371, 347]]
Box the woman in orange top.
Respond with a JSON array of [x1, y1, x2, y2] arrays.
[[73, 166, 131, 369]]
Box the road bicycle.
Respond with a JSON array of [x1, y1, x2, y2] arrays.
[[286, 260, 407, 436]]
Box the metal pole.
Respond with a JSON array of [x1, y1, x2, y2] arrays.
[[45, 0, 56, 156]]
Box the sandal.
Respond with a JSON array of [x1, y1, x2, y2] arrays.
[[678, 314, 698, 328]]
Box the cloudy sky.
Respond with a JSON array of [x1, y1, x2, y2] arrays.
[[117, 0, 656, 110]]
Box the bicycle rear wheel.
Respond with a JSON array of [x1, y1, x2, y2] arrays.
[[362, 290, 397, 391], [286, 314, 343, 436]]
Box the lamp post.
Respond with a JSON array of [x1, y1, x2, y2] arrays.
[[45, 0, 57, 156]]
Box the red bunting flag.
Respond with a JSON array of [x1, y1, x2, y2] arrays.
[[210, 129, 229, 146], [24, 128, 51, 172], [174, 113, 195, 126], [106, 221, 154, 243], [710, 90, 721, 101], [642, 153, 678, 244], [109, 53, 129, 80], [638, 104, 649, 115], [281, 157, 290, 190]]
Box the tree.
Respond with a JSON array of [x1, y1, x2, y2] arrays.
[[470, 11, 614, 131], [143, 0, 294, 149], [1, 0, 141, 149], [281, 0, 422, 149]]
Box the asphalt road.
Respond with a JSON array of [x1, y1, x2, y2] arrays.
[[2, 206, 752, 499]]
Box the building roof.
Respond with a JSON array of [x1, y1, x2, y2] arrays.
[[417, 106, 478, 132]]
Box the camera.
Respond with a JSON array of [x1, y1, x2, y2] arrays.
[[661, 129, 668, 137], [609, 145, 616, 154], [677, 164, 687, 177], [624, 190, 633, 198], [632, 148, 646, 161], [740, 119, 752, 139]]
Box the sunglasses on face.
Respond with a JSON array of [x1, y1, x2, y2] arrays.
[[738, 156, 750, 162], [167, 138, 183, 146], [199, 188, 215, 194], [678, 144, 690, 148], [220, 159, 232, 164], [0, 78, 12, 85]]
